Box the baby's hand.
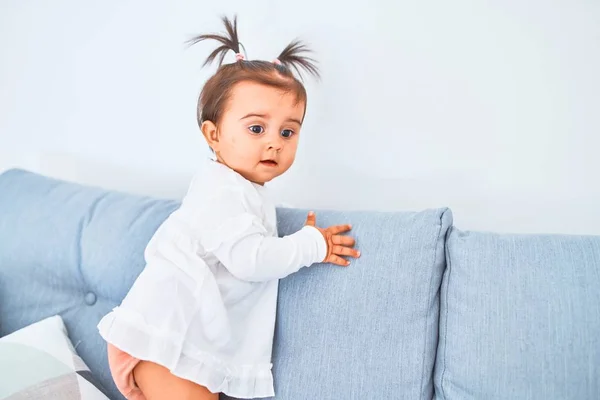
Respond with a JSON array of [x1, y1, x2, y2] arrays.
[[305, 211, 360, 266]]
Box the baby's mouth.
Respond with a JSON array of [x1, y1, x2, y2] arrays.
[[259, 160, 278, 167]]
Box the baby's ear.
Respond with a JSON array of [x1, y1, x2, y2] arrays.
[[201, 120, 219, 150]]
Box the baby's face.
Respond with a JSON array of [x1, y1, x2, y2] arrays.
[[209, 80, 305, 185]]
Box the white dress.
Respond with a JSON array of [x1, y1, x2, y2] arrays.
[[97, 159, 326, 398]]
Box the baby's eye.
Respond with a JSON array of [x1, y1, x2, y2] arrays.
[[249, 125, 264, 135], [281, 129, 295, 138]]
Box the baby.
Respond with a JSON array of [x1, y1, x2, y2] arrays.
[[98, 15, 360, 400]]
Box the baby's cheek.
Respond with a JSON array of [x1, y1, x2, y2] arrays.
[[280, 155, 295, 171], [236, 146, 259, 166], [285, 144, 298, 161], [226, 137, 246, 157]]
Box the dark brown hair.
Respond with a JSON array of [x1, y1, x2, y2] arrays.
[[186, 16, 319, 128]]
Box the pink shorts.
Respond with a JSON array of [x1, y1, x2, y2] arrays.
[[106, 344, 145, 400]]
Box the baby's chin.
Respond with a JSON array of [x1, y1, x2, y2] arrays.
[[250, 167, 289, 185], [250, 172, 280, 185]]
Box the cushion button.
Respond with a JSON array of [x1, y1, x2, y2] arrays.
[[85, 292, 97, 306]]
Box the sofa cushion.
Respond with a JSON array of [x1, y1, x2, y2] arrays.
[[0, 315, 110, 399], [254, 207, 452, 400], [435, 228, 600, 400]]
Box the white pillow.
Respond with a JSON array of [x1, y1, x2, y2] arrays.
[[0, 315, 110, 399]]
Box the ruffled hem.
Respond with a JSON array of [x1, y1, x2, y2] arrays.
[[97, 307, 275, 398]]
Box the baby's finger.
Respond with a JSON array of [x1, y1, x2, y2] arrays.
[[328, 254, 351, 267], [305, 211, 316, 227], [327, 224, 352, 235], [332, 235, 355, 247], [332, 245, 360, 258]]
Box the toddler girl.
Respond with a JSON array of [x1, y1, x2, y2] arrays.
[[98, 16, 360, 400]]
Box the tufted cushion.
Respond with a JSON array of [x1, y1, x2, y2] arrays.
[[0, 169, 178, 399]]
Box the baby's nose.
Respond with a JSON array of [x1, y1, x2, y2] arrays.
[[267, 136, 284, 150]]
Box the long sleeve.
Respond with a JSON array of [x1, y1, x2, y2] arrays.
[[213, 224, 326, 282], [190, 185, 327, 282]]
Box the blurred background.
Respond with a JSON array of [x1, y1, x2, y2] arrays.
[[1, 0, 598, 234]]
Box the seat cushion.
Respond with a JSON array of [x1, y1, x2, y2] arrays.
[[0, 169, 452, 400], [435, 228, 600, 400]]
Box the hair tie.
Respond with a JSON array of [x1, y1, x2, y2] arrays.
[[235, 53, 245, 61], [273, 58, 282, 65]]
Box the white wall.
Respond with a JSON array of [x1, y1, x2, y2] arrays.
[[1, 0, 599, 235]]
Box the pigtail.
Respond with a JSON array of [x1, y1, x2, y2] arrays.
[[186, 15, 245, 67], [275, 40, 320, 80]]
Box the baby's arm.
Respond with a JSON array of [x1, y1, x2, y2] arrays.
[[193, 187, 357, 282], [214, 221, 326, 281]]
